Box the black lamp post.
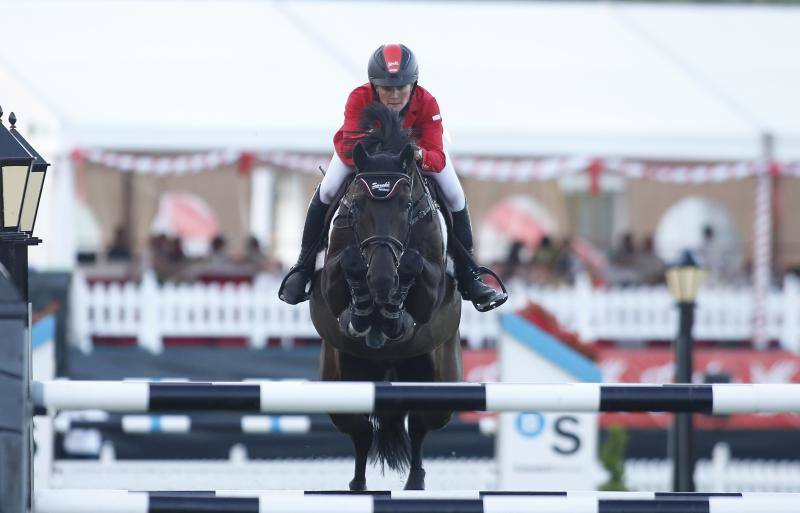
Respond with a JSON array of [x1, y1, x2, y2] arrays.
[[0, 108, 48, 302], [666, 250, 705, 492], [0, 106, 47, 513]]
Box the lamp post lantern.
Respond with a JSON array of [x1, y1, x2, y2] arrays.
[[9, 112, 49, 236], [0, 108, 48, 302], [666, 250, 705, 492]]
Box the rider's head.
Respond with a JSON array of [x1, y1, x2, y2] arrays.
[[368, 44, 418, 113]]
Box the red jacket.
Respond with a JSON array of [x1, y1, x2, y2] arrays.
[[333, 83, 446, 173]]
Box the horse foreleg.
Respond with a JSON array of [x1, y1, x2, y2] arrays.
[[339, 246, 374, 337], [381, 249, 423, 340]]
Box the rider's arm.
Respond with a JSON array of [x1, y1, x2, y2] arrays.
[[415, 97, 446, 173], [333, 86, 372, 167]]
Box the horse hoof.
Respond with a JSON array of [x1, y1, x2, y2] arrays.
[[404, 468, 426, 490], [349, 478, 367, 491], [366, 328, 385, 349]]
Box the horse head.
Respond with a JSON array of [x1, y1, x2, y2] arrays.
[[348, 141, 417, 304]]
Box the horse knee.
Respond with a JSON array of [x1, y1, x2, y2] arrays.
[[340, 246, 367, 277], [398, 249, 423, 281]]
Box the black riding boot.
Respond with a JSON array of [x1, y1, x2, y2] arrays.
[[451, 206, 508, 312], [278, 187, 328, 304]]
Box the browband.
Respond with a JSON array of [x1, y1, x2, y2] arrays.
[[355, 172, 411, 201]]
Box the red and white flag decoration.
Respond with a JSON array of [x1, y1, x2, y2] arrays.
[[784, 161, 800, 178], [256, 151, 329, 176], [77, 149, 241, 175], [71, 148, 800, 184]]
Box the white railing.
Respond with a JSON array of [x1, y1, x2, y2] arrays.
[[69, 271, 800, 354]]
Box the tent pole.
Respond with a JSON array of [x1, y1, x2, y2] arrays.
[[753, 132, 774, 350]]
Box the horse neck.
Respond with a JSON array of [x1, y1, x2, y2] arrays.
[[409, 168, 445, 266]]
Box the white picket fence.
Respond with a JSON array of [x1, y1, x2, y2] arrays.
[[626, 443, 800, 493], [69, 271, 800, 354]]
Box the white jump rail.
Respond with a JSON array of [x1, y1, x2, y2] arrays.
[[34, 489, 800, 513], [32, 381, 800, 414], [70, 271, 800, 354]]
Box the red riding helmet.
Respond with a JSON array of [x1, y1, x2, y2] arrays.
[[368, 44, 419, 87]]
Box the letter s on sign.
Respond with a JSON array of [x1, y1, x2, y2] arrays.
[[552, 416, 581, 455]]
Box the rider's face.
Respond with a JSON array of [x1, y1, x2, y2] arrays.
[[375, 84, 413, 113]]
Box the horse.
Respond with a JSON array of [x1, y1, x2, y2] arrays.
[[309, 104, 462, 490]]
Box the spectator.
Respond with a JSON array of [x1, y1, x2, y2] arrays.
[[531, 235, 562, 285], [554, 237, 579, 284], [208, 235, 230, 265], [635, 236, 665, 285], [532, 235, 558, 267], [696, 225, 741, 286], [607, 232, 641, 286], [167, 237, 185, 265], [106, 227, 132, 262], [501, 241, 526, 281], [611, 233, 637, 268]]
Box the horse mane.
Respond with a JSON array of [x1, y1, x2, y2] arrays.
[[359, 103, 412, 156]]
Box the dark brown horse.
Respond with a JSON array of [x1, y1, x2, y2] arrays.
[[309, 104, 461, 490]]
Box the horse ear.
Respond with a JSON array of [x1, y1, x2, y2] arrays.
[[353, 142, 369, 172], [399, 144, 415, 171]]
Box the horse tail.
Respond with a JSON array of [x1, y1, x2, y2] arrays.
[[370, 412, 410, 473]]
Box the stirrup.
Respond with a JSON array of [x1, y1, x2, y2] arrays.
[[471, 266, 508, 313]]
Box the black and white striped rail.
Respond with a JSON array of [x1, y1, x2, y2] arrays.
[[32, 381, 800, 414], [53, 413, 496, 435], [54, 414, 315, 435], [34, 490, 800, 513]]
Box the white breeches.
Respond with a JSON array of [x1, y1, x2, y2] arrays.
[[319, 150, 466, 212]]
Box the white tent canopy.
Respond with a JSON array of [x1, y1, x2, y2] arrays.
[[2, 1, 799, 160], [2, 0, 800, 273]]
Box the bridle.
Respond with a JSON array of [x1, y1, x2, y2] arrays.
[[340, 163, 433, 268]]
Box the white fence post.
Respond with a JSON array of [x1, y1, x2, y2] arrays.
[[249, 275, 271, 349], [573, 273, 594, 342], [781, 275, 800, 354], [68, 269, 92, 353], [139, 271, 162, 354]]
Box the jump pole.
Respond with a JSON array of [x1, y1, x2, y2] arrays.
[[32, 381, 800, 414], [34, 490, 800, 513]]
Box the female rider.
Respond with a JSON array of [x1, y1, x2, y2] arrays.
[[279, 44, 506, 312]]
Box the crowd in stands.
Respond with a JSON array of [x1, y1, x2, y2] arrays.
[[83, 226, 284, 284], [84, 223, 783, 288], [494, 233, 667, 288]]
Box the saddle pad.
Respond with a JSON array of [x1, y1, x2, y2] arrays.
[[357, 174, 410, 200]]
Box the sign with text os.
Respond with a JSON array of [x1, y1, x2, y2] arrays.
[[498, 411, 597, 489]]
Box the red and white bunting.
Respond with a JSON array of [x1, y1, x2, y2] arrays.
[[72, 148, 800, 184], [783, 161, 800, 178], [453, 156, 589, 181], [611, 160, 763, 184], [256, 152, 329, 176], [80, 149, 241, 175]]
